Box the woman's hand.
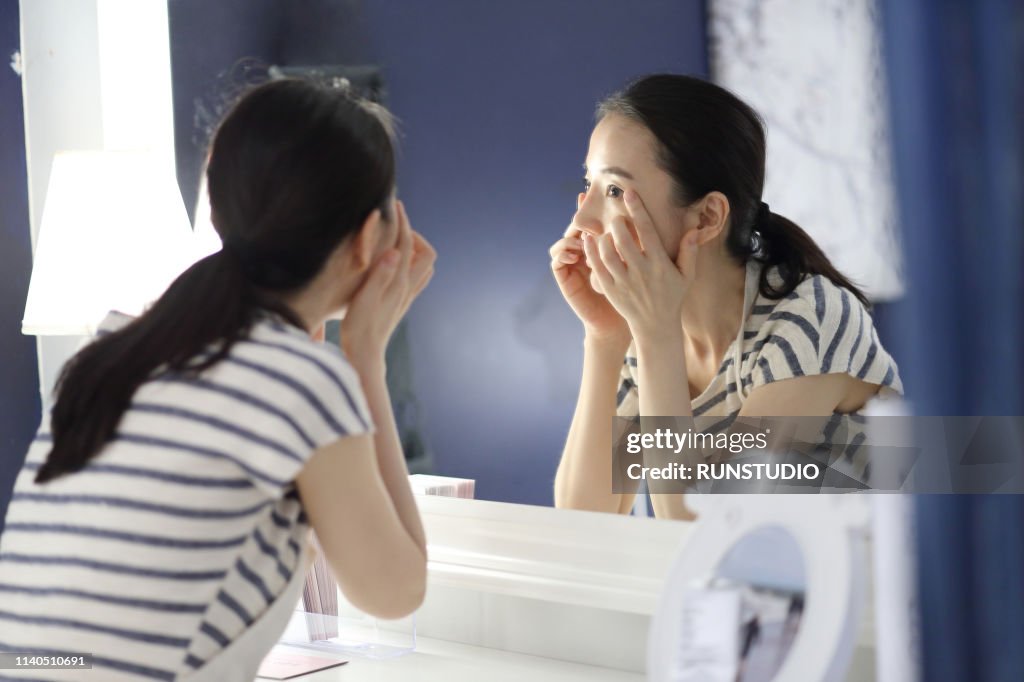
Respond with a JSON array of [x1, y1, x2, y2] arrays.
[[550, 194, 631, 347], [583, 190, 698, 343], [341, 201, 436, 370]]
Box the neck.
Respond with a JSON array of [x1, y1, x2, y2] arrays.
[[279, 250, 363, 336], [283, 271, 352, 334], [282, 292, 328, 334], [680, 250, 748, 361]]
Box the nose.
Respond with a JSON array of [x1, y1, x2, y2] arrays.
[[573, 190, 604, 236]]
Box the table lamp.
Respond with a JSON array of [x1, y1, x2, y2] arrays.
[[22, 150, 203, 336]]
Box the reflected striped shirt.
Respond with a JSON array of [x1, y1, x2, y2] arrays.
[[616, 262, 902, 476], [0, 312, 373, 681]]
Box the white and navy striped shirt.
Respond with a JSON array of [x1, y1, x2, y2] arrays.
[[617, 261, 903, 477], [0, 312, 373, 681]]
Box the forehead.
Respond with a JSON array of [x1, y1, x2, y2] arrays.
[[585, 115, 661, 175]]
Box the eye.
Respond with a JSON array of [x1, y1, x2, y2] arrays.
[[582, 177, 592, 192], [606, 185, 623, 199]]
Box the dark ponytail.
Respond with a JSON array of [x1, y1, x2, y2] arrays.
[[752, 202, 869, 307], [37, 79, 396, 483], [597, 74, 870, 308]]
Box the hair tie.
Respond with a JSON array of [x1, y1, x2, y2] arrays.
[[749, 201, 772, 257]]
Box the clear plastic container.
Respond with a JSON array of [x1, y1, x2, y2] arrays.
[[278, 607, 417, 659], [284, 537, 417, 659]]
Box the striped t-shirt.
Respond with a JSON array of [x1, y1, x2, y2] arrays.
[[0, 312, 373, 680], [616, 261, 902, 478]]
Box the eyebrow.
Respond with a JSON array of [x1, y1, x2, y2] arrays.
[[582, 164, 635, 180]]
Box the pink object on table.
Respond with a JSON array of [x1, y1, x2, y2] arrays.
[[257, 647, 349, 679]]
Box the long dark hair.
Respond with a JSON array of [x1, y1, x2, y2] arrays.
[[598, 74, 869, 307], [37, 79, 396, 483]]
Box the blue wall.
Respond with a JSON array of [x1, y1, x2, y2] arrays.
[[169, 0, 708, 506], [0, 1, 41, 534], [357, 1, 708, 505], [170, 0, 285, 222]]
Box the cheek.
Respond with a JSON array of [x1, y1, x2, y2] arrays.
[[658, 211, 690, 259], [597, 204, 643, 244], [623, 209, 677, 255]]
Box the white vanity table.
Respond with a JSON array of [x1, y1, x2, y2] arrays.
[[273, 639, 642, 681], [260, 489, 884, 679], [264, 494, 881, 681], [265, 495, 688, 680]]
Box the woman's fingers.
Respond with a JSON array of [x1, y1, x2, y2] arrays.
[[410, 230, 437, 271], [583, 233, 614, 289], [564, 222, 585, 238], [549, 236, 584, 269], [412, 229, 437, 262], [608, 215, 641, 265], [623, 190, 664, 258], [408, 231, 437, 297], [549, 236, 583, 256], [410, 262, 434, 300], [554, 251, 580, 266], [395, 201, 414, 271], [676, 230, 700, 279], [355, 249, 401, 308], [596, 232, 626, 280]]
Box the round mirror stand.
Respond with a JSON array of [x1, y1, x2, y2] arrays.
[[648, 496, 870, 682]]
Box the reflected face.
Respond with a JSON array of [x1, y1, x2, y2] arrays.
[[575, 115, 692, 292]]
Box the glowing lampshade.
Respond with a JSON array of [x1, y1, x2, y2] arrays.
[[22, 150, 200, 335]]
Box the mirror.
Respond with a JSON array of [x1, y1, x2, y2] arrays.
[[660, 525, 806, 681], [167, 1, 897, 513], [648, 497, 869, 682], [715, 526, 806, 681], [168, 1, 707, 509]]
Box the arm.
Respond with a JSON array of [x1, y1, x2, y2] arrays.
[[300, 200, 434, 618], [352, 358, 426, 554], [583, 191, 700, 519], [738, 372, 876, 417], [633, 331, 695, 520], [554, 336, 637, 514], [549, 198, 637, 514], [548, 199, 634, 512], [636, 358, 855, 518], [339, 199, 434, 555], [297, 433, 426, 620]]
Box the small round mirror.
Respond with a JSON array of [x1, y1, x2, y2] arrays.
[[650, 499, 866, 682], [714, 525, 806, 681]]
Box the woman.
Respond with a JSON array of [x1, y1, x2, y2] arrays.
[[552, 74, 901, 520], [0, 80, 434, 680]]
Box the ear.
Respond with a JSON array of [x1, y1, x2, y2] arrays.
[[349, 208, 384, 270], [691, 191, 731, 245]]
